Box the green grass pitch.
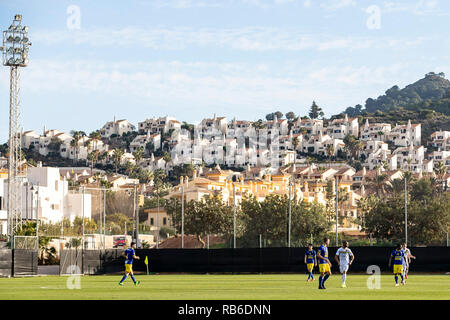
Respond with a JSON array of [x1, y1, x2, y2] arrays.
[[0, 274, 449, 300]]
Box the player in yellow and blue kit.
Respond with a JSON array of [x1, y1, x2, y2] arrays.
[[304, 243, 317, 282], [317, 237, 332, 290], [119, 242, 140, 286], [389, 244, 406, 287]]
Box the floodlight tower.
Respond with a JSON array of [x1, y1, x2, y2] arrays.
[[0, 15, 31, 246]]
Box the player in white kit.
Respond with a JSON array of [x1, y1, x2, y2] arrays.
[[335, 241, 354, 288], [401, 242, 416, 282]]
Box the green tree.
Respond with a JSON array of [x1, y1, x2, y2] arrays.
[[112, 148, 124, 174], [87, 150, 100, 175], [89, 131, 102, 151], [133, 147, 144, 163], [285, 111, 296, 121], [309, 101, 324, 119], [326, 144, 334, 167]]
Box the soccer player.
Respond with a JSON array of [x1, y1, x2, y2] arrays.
[[304, 243, 317, 282], [317, 237, 332, 290], [401, 242, 416, 281], [389, 244, 406, 287], [119, 241, 141, 286], [335, 240, 354, 288]]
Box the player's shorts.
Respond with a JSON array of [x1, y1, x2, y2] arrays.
[[339, 263, 349, 273], [319, 263, 331, 273], [307, 263, 314, 271], [393, 265, 403, 274], [125, 263, 133, 273]]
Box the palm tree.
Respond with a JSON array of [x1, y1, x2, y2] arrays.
[[124, 161, 135, 176], [87, 150, 99, 175], [353, 140, 363, 160], [70, 131, 85, 164], [293, 136, 300, 151], [343, 134, 363, 161], [112, 148, 124, 174], [367, 167, 389, 198], [84, 140, 92, 166], [133, 147, 144, 164], [299, 127, 307, 138], [434, 161, 446, 193], [326, 144, 334, 168], [140, 169, 153, 185], [89, 131, 101, 151]]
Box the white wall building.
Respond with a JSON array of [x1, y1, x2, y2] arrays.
[[0, 166, 92, 235], [387, 120, 421, 147], [138, 116, 181, 135], [326, 114, 359, 139], [360, 120, 391, 141], [100, 118, 135, 138]]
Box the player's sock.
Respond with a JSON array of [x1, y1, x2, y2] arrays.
[[395, 275, 398, 284], [310, 272, 314, 280], [400, 274, 404, 282], [318, 276, 323, 287], [342, 273, 346, 284], [323, 274, 329, 284], [131, 274, 137, 284], [307, 272, 311, 280], [120, 274, 127, 283]]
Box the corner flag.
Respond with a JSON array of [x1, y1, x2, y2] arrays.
[[144, 256, 149, 275]]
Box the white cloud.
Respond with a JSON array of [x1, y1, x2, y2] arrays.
[[320, 0, 356, 11], [383, 0, 449, 16], [5, 59, 422, 114], [31, 27, 430, 52], [142, 0, 300, 9]]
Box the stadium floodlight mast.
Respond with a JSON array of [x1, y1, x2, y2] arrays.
[[1, 14, 31, 248]]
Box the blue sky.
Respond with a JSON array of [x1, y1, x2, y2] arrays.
[[0, 0, 449, 141]]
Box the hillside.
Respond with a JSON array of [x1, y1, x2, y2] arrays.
[[344, 72, 450, 116], [336, 72, 450, 143]]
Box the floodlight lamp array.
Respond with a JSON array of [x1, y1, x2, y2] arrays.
[[1, 14, 31, 67]]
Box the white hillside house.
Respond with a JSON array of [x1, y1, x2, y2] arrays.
[[360, 120, 391, 142], [100, 117, 135, 138], [387, 120, 421, 147], [326, 114, 359, 139]]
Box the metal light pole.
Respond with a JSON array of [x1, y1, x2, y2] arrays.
[[181, 185, 184, 249], [335, 176, 339, 247], [233, 182, 236, 249], [82, 186, 85, 241], [288, 178, 292, 248], [103, 187, 106, 249], [1, 15, 31, 247], [135, 184, 140, 248], [156, 191, 160, 248], [35, 188, 39, 239], [404, 176, 408, 245]]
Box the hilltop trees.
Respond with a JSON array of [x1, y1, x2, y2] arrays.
[[309, 101, 324, 119], [165, 193, 330, 247], [364, 177, 450, 245]]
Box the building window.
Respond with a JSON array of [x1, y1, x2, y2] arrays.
[[150, 218, 154, 225], [163, 217, 167, 225]]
